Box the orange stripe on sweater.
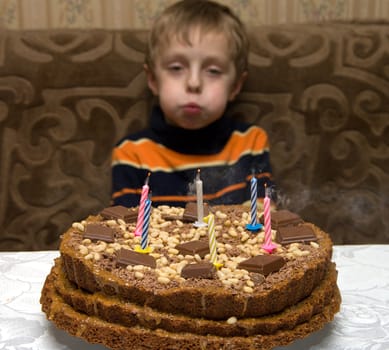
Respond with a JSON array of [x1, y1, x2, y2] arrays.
[[112, 172, 272, 203], [112, 126, 268, 171], [112, 184, 246, 202], [151, 182, 247, 203]]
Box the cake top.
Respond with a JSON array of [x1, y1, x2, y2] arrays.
[[63, 204, 330, 295]]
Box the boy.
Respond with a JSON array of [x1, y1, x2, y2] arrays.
[[111, 0, 272, 207]]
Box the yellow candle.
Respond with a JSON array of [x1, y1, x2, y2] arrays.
[[206, 214, 217, 264], [204, 214, 223, 269]]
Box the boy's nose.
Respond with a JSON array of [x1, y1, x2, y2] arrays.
[[187, 71, 201, 93]]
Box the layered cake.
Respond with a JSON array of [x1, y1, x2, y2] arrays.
[[41, 204, 341, 350]]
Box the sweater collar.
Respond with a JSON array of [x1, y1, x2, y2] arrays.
[[150, 106, 235, 154]]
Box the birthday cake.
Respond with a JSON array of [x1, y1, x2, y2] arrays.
[[40, 204, 341, 350]]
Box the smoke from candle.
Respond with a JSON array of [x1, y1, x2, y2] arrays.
[[186, 161, 270, 204], [273, 185, 311, 212]]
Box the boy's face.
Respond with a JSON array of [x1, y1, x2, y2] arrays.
[[145, 28, 246, 130]]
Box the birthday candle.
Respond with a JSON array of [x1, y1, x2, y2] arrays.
[[262, 184, 277, 253], [206, 214, 217, 264], [195, 169, 205, 226], [140, 197, 151, 250], [246, 174, 262, 232], [263, 188, 271, 242], [134, 173, 150, 237], [250, 175, 258, 226]]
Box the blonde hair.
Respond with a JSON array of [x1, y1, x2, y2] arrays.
[[145, 0, 249, 79]]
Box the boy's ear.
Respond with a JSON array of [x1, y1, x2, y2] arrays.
[[144, 64, 159, 96], [229, 71, 248, 101]]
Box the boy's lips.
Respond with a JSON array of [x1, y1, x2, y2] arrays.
[[182, 103, 202, 115]]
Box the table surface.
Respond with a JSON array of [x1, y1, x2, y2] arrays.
[[0, 245, 388, 350]]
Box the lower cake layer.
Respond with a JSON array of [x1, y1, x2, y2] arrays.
[[50, 257, 338, 338], [41, 263, 341, 350]]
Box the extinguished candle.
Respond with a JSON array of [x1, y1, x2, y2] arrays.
[[140, 197, 151, 250], [246, 174, 262, 232], [194, 169, 206, 227], [134, 173, 150, 237], [262, 184, 277, 253], [206, 214, 217, 263], [250, 175, 258, 225], [204, 214, 222, 268]]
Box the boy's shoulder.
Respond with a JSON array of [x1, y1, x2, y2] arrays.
[[231, 119, 266, 134], [114, 117, 267, 147], [115, 128, 155, 146]]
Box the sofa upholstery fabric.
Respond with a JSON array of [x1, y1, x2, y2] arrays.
[[0, 23, 388, 250]]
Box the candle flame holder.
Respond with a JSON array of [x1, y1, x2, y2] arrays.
[[246, 222, 263, 232]]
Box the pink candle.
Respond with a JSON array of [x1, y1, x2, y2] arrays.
[[262, 184, 277, 253], [134, 173, 150, 237]]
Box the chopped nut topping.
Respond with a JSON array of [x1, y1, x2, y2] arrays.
[[69, 205, 324, 292]]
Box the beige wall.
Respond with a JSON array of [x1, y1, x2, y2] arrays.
[[0, 0, 388, 29]]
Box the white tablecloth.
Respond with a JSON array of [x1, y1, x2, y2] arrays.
[[0, 245, 388, 350]]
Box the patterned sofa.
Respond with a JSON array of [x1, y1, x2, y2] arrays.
[[1, 22, 388, 250]]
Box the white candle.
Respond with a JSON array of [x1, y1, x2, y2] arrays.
[[194, 169, 206, 227]]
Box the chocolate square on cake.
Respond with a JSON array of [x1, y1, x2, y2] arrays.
[[181, 262, 216, 279], [116, 248, 156, 269], [182, 202, 210, 222], [261, 209, 303, 229], [100, 205, 138, 223], [238, 255, 285, 276], [84, 224, 115, 243], [276, 224, 317, 244], [176, 240, 210, 258]]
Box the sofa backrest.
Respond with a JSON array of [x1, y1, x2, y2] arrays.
[[0, 23, 388, 250]]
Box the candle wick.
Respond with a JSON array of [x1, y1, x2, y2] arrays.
[[145, 172, 151, 186], [264, 183, 271, 199]]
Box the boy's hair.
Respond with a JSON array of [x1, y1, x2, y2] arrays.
[[145, 0, 249, 79]]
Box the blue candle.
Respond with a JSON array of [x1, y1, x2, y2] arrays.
[[250, 175, 258, 226], [141, 198, 151, 250], [246, 174, 262, 232]]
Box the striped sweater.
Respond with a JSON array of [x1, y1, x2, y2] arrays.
[[112, 106, 272, 207]]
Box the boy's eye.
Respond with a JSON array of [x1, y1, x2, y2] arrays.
[[168, 64, 183, 72], [207, 67, 222, 75]]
